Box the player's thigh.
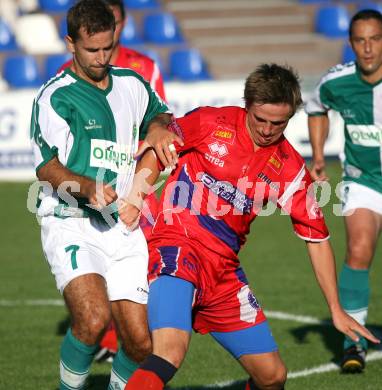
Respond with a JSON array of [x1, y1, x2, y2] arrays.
[[64, 273, 111, 332], [211, 322, 285, 386], [148, 275, 194, 367], [41, 216, 108, 294]]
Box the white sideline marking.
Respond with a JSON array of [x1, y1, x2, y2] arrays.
[[0, 299, 64, 306], [265, 310, 330, 325]]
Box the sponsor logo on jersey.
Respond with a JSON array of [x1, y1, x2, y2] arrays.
[[342, 109, 355, 119], [212, 126, 236, 145], [85, 119, 102, 130], [347, 124, 382, 147], [204, 153, 225, 167], [90, 139, 134, 173], [257, 172, 280, 191], [208, 141, 228, 157], [199, 172, 253, 214], [267, 154, 284, 174]]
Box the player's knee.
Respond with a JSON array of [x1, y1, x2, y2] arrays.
[[73, 310, 111, 344], [125, 334, 152, 363], [347, 242, 373, 267], [252, 365, 287, 389]]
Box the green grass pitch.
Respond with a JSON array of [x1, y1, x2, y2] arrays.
[[1, 160, 381, 389]]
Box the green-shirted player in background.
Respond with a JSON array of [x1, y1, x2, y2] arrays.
[[30, 1, 181, 389], [306, 9, 382, 373]]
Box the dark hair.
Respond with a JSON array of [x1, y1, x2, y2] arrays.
[[103, 0, 125, 20], [349, 9, 382, 38], [67, 0, 115, 42], [244, 63, 302, 115]]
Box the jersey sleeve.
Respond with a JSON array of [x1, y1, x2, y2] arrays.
[[305, 72, 335, 117], [277, 165, 329, 241], [139, 78, 170, 139], [30, 97, 70, 172]]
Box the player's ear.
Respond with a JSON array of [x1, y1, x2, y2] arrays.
[[65, 35, 75, 54]]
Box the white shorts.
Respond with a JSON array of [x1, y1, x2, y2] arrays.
[[341, 182, 382, 216], [41, 216, 149, 303]]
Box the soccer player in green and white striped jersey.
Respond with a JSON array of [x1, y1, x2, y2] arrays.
[[30, 1, 181, 389], [306, 9, 382, 373]]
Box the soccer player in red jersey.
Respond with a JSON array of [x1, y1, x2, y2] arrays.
[[123, 64, 379, 389], [59, 0, 166, 101]]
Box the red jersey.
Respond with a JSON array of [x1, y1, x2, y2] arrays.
[[151, 106, 329, 259], [59, 46, 166, 100]]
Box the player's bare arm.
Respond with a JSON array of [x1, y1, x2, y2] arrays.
[[119, 150, 160, 228], [306, 240, 380, 344], [135, 113, 184, 169], [308, 114, 330, 181], [37, 156, 117, 208]]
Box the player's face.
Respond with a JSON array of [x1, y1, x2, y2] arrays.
[[110, 5, 125, 48], [67, 27, 114, 84], [246, 103, 292, 149], [350, 18, 382, 80]]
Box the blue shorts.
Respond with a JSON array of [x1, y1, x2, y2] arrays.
[[148, 275, 278, 359]]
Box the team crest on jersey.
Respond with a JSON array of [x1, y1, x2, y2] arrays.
[[211, 126, 236, 145], [208, 142, 228, 157], [267, 153, 283, 174]]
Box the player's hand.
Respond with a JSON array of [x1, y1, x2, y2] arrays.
[[118, 200, 141, 230], [135, 127, 184, 169], [85, 181, 118, 209], [310, 158, 329, 181], [332, 309, 380, 345]]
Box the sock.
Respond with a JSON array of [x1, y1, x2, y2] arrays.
[[124, 369, 164, 390], [60, 328, 98, 390], [109, 349, 138, 390], [100, 321, 118, 353], [339, 264, 369, 350], [124, 354, 177, 390]]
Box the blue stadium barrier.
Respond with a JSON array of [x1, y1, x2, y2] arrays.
[[3, 55, 42, 88], [356, 2, 382, 13], [44, 53, 71, 81], [0, 19, 18, 51], [342, 43, 356, 63], [143, 12, 184, 44], [39, 0, 74, 13], [315, 5, 350, 38], [120, 14, 143, 45], [123, 0, 159, 9], [169, 48, 211, 81]]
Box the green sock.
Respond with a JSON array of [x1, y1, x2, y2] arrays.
[[109, 349, 139, 390], [60, 328, 98, 390], [339, 264, 369, 350]]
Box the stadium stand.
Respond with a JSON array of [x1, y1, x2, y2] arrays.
[[38, 0, 74, 13], [143, 12, 184, 44], [15, 13, 65, 54], [0, 18, 18, 51], [120, 13, 143, 45], [44, 52, 71, 81], [169, 48, 210, 81], [124, 0, 160, 9], [356, 2, 382, 12], [342, 42, 356, 63], [3, 54, 42, 88], [314, 5, 350, 38]]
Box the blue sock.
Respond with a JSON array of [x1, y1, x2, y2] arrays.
[[60, 328, 98, 390], [109, 348, 139, 389], [339, 264, 369, 350]]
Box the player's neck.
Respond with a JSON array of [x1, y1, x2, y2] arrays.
[[70, 63, 110, 90], [359, 66, 382, 84]]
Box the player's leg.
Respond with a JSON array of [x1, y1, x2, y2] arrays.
[[339, 190, 382, 372], [41, 216, 112, 390], [61, 274, 112, 390], [125, 275, 194, 390], [211, 322, 286, 390]]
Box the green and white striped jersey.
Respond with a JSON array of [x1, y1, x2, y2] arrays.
[[306, 62, 382, 194], [30, 67, 170, 219]]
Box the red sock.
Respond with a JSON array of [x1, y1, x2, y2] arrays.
[[100, 321, 118, 352], [124, 369, 164, 390]]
